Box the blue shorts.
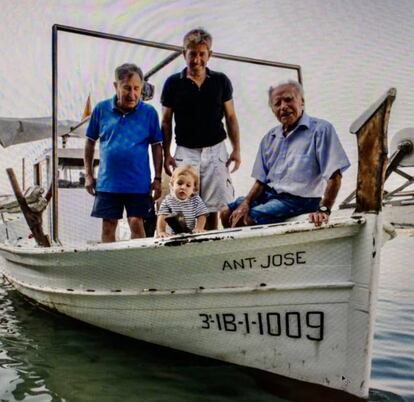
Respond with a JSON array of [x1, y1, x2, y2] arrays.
[[91, 192, 152, 220], [228, 188, 321, 225]]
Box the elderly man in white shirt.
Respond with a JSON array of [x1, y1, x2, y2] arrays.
[[221, 80, 350, 228]]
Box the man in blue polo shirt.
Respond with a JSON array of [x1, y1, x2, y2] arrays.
[[161, 28, 241, 230], [221, 80, 350, 228], [84, 63, 163, 242]]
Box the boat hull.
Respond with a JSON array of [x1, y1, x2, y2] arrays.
[[0, 215, 382, 399]]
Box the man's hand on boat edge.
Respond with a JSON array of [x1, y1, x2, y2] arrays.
[[308, 210, 330, 227]]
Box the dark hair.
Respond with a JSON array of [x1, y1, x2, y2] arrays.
[[183, 28, 212, 50], [114, 63, 143, 82]]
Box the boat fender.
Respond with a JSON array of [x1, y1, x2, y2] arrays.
[[390, 127, 414, 167], [383, 221, 397, 241]]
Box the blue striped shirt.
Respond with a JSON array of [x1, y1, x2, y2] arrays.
[[158, 194, 209, 233]]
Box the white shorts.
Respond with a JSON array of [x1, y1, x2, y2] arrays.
[[174, 141, 234, 212]]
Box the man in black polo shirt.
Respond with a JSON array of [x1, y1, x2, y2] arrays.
[[161, 28, 241, 230]]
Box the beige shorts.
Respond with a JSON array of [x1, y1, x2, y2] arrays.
[[174, 141, 234, 212]]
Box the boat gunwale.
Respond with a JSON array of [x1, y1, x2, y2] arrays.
[[0, 215, 366, 256]]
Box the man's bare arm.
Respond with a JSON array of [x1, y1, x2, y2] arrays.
[[161, 106, 176, 176], [309, 170, 342, 226], [84, 139, 96, 195], [322, 170, 342, 210], [223, 100, 241, 173], [151, 142, 163, 200]]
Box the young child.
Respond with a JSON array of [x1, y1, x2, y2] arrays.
[[156, 165, 209, 237]]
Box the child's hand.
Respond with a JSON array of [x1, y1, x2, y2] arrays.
[[157, 231, 169, 238]]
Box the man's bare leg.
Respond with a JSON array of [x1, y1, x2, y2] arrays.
[[220, 207, 231, 228], [128, 216, 146, 239], [220, 207, 254, 228], [205, 212, 218, 230], [102, 219, 118, 243]]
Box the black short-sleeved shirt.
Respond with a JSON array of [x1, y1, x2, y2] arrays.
[[161, 68, 233, 148]]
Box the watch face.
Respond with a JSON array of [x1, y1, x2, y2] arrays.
[[319, 206, 330, 214]]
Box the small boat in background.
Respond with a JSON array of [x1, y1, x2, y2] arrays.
[[0, 94, 101, 245], [0, 146, 101, 246], [0, 116, 86, 148]]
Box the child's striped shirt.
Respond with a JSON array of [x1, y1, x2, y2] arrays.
[[158, 194, 209, 233]]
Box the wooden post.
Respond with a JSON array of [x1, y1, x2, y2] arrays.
[[6, 168, 51, 247], [350, 88, 396, 213], [22, 157, 26, 191]]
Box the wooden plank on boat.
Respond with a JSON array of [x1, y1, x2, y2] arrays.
[[5, 168, 50, 247], [351, 88, 396, 213]]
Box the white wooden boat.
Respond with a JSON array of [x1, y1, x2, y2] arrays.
[[0, 25, 399, 401], [0, 84, 396, 400]]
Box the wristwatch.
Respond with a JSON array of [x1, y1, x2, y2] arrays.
[[318, 205, 331, 215]]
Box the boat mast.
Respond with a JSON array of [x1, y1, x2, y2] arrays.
[[52, 25, 59, 242]]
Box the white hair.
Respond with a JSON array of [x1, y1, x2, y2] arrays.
[[268, 80, 304, 105]]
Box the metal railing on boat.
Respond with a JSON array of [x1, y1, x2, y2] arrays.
[[51, 24, 303, 243]]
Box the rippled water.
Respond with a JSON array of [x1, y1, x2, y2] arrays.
[[370, 232, 414, 401], [0, 279, 287, 402], [0, 232, 412, 402]]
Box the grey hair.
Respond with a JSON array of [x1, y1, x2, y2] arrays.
[[183, 28, 212, 50], [115, 63, 143, 82], [268, 80, 305, 105]]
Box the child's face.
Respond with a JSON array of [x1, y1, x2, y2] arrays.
[[172, 174, 195, 200]]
